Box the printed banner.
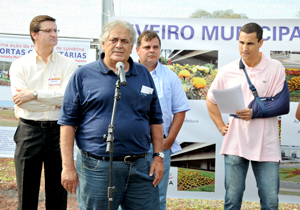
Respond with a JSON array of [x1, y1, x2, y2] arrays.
[[121, 17, 300, 203], [0, 34, 91, 65]]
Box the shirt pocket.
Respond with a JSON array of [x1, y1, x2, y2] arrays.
[[138, 93, 153, 114]]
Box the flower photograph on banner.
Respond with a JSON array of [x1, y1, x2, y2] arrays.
[[279, 145, 300, 196], [270, 51, 300, 197], [160, 49, 218, 100], [0, 61, 16, 127], [170, 142, 215, 192], [271, 51, 300, 102], [0, 61, 11, 87]]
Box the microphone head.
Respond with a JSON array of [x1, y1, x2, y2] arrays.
[[116, 61, 127, 86], [116, 62, 124, 69], [120, 81, 127, 86]]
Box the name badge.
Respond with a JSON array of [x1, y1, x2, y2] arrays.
[[49, 78, 61, 86]]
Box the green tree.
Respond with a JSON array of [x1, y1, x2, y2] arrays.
[[190, 9, 248, 19], [160, 49, 171, 60], [296, 11, 300, 18]]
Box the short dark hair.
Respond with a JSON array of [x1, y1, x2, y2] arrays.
[[30, 15, 56, 43], [240, 22, 263, 42], [137, 30, 161, 48]]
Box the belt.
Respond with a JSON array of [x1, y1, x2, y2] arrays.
[[20, 118, 59, 128], [82, 150, 146, 163]]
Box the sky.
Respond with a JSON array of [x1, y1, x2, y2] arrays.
[[114, 0, 300, 19], [0, 0, 299, 39], [0, 0, 103, 39]]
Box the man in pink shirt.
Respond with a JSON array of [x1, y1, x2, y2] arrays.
[[206, 22, 288, 210]]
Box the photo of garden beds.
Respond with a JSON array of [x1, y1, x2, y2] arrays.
[[286, 68, 300, 102], [177, 168, 215, 192], [166, 63, 217, 100]]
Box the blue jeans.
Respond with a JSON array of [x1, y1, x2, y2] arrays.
[[148, 144, 171, 210], [76, 149, 159, 210], [224, 155, 280, 210]]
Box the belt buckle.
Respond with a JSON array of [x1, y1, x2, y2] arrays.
[[124, 155, 131, 163], [41, 123, 48, 128]]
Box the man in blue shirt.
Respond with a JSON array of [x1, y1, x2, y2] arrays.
[[136, 30, 191, 210], [58, 20, 164, 210]]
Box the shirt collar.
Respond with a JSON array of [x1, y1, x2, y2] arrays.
[[139, 60, 160, 77], [241, 52, 267, 70], [152, 61, 161, 77], [32, 49, 56, 63], [98, 52, 137, 76]]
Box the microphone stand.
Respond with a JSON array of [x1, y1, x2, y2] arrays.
[[103, 79, 121, 210]]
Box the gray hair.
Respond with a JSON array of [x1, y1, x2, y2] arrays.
[[100, 19, 136, 45]]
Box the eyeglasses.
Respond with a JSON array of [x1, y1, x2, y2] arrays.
[[38, 29, 60, 34]]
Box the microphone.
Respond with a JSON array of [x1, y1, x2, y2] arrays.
[[116, 62, 127, 86]]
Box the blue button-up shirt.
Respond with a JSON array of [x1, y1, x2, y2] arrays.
[[58, 53, 163, 157], [150, 62, 191, 154]]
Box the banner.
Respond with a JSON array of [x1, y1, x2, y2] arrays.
[[120, 17, 300, 203], [0, 34, 91, 65], [0, 34, 91, 157]]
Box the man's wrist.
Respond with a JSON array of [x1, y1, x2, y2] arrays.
[[33, 90, 38, 100], [153, 152, 164, 159]]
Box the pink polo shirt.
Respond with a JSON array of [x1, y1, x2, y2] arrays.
[[207, 53, 285, 162]]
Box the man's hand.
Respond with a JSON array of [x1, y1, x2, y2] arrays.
[[12, 89, 34, 106], [163, 111, 186, 151], [236, 108, 253, 121], [163, 136, 173, 150], [149, 156, 164, 187], [61, 167, 79, 194], [219, 121, 229, 136]]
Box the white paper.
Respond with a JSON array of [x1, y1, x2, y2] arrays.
[[141, 85, 153, 94], [212, 85, 245, 114]]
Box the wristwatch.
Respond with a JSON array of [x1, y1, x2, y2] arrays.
[[153, 152, 164, 159], [33, 90, 38, 100]]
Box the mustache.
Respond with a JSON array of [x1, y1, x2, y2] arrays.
[[147, 53, 157, 56], [113, 49, 124, 52]]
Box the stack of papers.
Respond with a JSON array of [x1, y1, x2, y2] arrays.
[[212, 85, 245, 114]]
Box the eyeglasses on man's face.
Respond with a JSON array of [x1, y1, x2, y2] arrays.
[[38, 29, 60, 34]]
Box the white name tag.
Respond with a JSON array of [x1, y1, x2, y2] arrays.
[[48, 78, 61, 86], [141, 85, 153, 94]]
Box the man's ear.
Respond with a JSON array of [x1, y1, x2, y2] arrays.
[[31, 32, 38, 42], [258, 39, 264, 48], [101, 42, 105, 51]]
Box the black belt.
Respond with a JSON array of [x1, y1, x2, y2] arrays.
[[82, 150, 146, 163], [20, 118, 59, 128]]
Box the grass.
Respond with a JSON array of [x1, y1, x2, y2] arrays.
[[166, 198, 300, 210], [0, 158, 299, 209], [198, 170, 215, 179], [0, 159, 16, 182], [0, 110, 18, 127], [0, 121, 18, 127], [0, 110, 15, 117], [279, 168, 300, 182], [188, 184, 215, 192], [0, 78, 10, 82], [179, 167, 215, 179], [279, 190, 300, 196]]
